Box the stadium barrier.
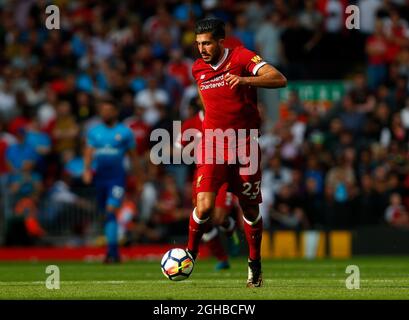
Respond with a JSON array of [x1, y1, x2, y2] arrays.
[[261, 227, 409, 259], [0, 245, 211, 261], [0, 186, 103, 246], [0, 227, 408, 261], [261, 230, 352, 259]]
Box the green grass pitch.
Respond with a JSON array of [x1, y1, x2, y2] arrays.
[[0, 256, 409, 299]]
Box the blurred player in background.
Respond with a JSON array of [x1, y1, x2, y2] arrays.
[[83, 99, 137, 263], [176, 101, 241, 271], [186, 18, 287, 287]]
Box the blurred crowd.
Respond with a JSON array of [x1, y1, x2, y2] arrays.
[[0, 0, 409, 246]]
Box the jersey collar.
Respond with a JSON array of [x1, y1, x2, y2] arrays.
[[210, 48, 229, 70]]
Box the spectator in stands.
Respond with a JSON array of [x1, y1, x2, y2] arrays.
[[233, 14, 255, 51], [348, 73, 376, 113], [400, 97, 409, 129], [303, 175, 325, 227], [358, 0, 382, 35], [356, 148, 376, 180], [37, 88, 58, 130], [167, 48, 193, 89], [270, 184, 310, 230], [389, 111, 409, 145], [277, 124, 301, 167], [8, 165, 42, 204], [74, 91, 95, 123], [384, 193, 409, 229], [5, 197, 46, 246], [299, 0, 324, 34], [5, 128, 38, 173], [51, 101, 80, 156], [255, 12, 283, 67], [280, 14, 311, 79], [338, 94, 366, 137], [356, 173, 384, 225], [305, 155, 325, 195], [0, 120, 16, 177], [0, 70, 17, 122], [382, 9, 409, 64], [118, 90, 135, 121], [366, 20, 389, 89], [325, 151, 358, 228], [260, 155, 292, 229], [298, 0, 324, 67], [135, 76, 170, 126], [173, 0, 202, 24], [42, 177, 94, 235], [323, 117, 344, 155], [24, 118, 51, 176]]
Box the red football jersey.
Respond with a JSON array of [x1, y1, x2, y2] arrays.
[[124, 117, 151, 155], [192, 46, 267, 131], [175, 110, 204, 149]]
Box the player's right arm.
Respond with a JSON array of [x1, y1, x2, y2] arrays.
[[83, 128, 96, 185], [82, 145, 94, 185]]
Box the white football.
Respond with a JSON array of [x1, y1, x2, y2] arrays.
[[161, 248, 194, 281]]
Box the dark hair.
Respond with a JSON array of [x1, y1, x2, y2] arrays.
[[98, 97, 117, 109], [195, 18, 225, 40]]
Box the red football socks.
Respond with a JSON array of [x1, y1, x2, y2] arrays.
[[187, 208, 210, 255], [203, 227, 228, 262], [243, 214, 263, 261]]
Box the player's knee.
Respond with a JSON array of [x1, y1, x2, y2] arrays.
[[196, 195, 215, 219], [196, 203, 214, 219]]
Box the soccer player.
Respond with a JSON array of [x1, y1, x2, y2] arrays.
[[186, 18, 287, 287], [83, 98, 137, 263]]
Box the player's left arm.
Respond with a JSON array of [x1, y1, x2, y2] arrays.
[[225, 63, 287, 89], [125, 129, 139, 175], [127, 148, 139, 175], [82, 145, 94, 185]]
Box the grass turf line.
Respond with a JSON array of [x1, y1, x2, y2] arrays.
[[0, 256, 408, 299]]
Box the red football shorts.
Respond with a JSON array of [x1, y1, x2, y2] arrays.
[[192, 171, 234, 210], [195, 134, 262, 206]]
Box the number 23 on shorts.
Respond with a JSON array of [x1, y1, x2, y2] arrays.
[[241, 181, 260, 200]]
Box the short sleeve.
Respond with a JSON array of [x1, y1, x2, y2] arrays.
[[237, 47, 267, 75]]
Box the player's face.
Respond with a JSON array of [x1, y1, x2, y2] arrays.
[[99, 103, 118, 124], [196, 33, 223, 64]]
